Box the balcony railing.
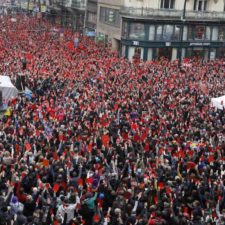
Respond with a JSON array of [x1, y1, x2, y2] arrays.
[[120, 7, 225, 20]]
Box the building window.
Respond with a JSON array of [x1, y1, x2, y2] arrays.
[[212, 27, 218, 41], [188, 25, 206, 40], [129, 23, 145, 40], [173, 25, 180, 40], [122, 22, 128, 37], [87, 12, 97, 23], [194, 26, 205, 40], [160, 0, 175, 9], [149, 25, 155, 41], [156, 25, 163, 40], [121, 45, 126, 57], [183, 26, 188, 41], [128, 47, 143, 61], [147, 48, 153, 61], [194, 0, 207, 11], [99, 7, 120, 27], [162, 25, 173, 41], [205, 26, 211, 40], [218, 26, 225, 41]]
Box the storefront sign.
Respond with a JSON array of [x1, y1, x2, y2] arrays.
[[85, 31, 96, 37], [190, 43, 210, 46], [133, 41, 139, 46], [165, 42, 171, 46]]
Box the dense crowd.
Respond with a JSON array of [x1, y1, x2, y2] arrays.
[[0, 14, 225, 225]]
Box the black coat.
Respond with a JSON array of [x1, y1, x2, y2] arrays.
[[23, 200, 36, 217]]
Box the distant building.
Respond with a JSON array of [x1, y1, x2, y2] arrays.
[[95, 0, 225, 61], [48, 0, 86, 32], [96, 0, 122, 50]]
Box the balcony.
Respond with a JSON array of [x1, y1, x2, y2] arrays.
[[71, 0, 86, 10], [120, 7, 225, 21]]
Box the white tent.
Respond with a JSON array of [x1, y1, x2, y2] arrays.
[[0, 76, 18, 102], [211, 95, 225, 110]]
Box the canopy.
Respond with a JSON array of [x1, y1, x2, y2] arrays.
[[211, 95, 225, 110], [0, 76, 18, 102]]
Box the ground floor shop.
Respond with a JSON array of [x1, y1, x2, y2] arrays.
[[121, 43, 225, 61]]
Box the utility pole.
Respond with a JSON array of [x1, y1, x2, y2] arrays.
[[61, 0, 63, 27], [27, 0, 30, 13], [179, 0, 187, 68]]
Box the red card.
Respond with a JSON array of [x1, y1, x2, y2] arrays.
[[78, 178, 83, 186], [93, 214, 100, 223], [53, 220, 59, 225], [208, 155, 214, 163], [25, 143, 31, 151], [97, 198, 103, 207], [43, 159, 49, 167], [124, 191, 132, 200], [26, 53, 32, 61], [86, 177, 93, 184], [166, 187, 171, 195], [21, 172, 26, 179], [186, 161, 196, 170], [59, 134, 63, 142], [158, 182, 164, 190], [53, 183, 59, 193], [87, 144, 92, 152], [101, 134, 109, 147], [39, 182, 44, 189]]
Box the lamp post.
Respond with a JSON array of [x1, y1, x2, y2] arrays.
[[179, 0, 187, 68]]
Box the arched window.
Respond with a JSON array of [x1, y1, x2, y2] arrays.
[[194, 0, 208, 11]]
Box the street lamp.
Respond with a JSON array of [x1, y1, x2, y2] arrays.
[[178, 0, 187, 68]]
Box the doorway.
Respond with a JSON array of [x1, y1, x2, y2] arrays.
[[156, 48, 172, 60]]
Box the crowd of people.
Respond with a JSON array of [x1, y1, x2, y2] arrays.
[[0, 14, 225, 225]]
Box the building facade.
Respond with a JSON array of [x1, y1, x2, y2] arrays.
[[96, 0, 122, 50], [85, 0, 97, 35], [48, 0, 86, 32], [120, 0, 225, 61]]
